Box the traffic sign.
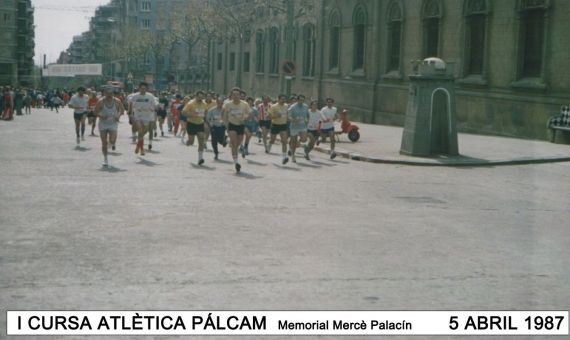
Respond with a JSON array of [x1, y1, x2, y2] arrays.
[[282, 60, 296, 75]]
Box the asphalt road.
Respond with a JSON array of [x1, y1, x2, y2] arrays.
[[1, 108, 569, 340]]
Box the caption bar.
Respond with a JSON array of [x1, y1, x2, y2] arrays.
[[7, 311, 568, 336]]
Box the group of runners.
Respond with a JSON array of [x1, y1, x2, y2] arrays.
[[0, 86, 74, 120], [68, 82, 340, 172]]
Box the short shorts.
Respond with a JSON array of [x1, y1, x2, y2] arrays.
[[186, 122, 205, 135], [320, 127, 334, 134], [157, 110, 167, 119], [74, 112, 87, 120], [244, 121, 259, 133], [271, 123, 288, 135], [289, 124, 308, 137], [259, 120, 271, 129], [228, 123, 245, 136]]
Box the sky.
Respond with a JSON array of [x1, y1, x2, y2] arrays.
[[33, 0, 111, 65]]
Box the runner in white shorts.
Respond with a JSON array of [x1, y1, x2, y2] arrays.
[[94, 86, 125, 166], [128, 82, 157, 156]]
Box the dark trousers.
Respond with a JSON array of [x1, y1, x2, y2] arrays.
[[211, 126, 226, 154]]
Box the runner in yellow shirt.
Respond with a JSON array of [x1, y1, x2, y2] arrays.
[[182, 90, 209, 165], [222, 88, 251, 173], [268, 94, 290, 164]]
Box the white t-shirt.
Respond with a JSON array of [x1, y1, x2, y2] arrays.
[[69, 95, 89, 113], [129, 93, 157, 122], [320, 106, 337, 130], [307, 109, 323, 130]]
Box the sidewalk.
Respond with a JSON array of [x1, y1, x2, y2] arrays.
[[314, 123, 570, 166]]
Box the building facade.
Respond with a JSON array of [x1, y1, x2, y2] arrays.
[[0, 0, 35, 86], [211, 0, 570, 140], [57, 0, 207, 92]]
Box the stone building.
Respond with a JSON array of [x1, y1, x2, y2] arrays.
[[0, 0, 35, 86], [57, 0, 207, 91], [210, 0, 570, 140]]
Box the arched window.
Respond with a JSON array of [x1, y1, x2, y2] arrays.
[[517, 0, 550, 79], [386, 0, 403, 72], [352, 5, 367, 70], [255, 30, 265, 73], [328, 10, 341, 70], [269, 27, 280, 74], [422, 0, 442, 58], [302, 23, 316, 77]]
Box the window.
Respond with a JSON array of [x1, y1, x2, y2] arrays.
[[217, 52, 223, 71], [3, 13, 11, 24], [141, 19, 151, 30], [141, 1, 151, 12], [302, 24, 316, 77], [269, 27, 280, 74], [255, 30, 265, 73], [463, 0, 489, 76], [422, 0, 442, 58], [329, 10, 341, 70], [386, 1, 403, 72], [229, 52, 235, 71], [521, 9, 544, 77], [244, 52, 250, 72], [512, 0, 550, 85], [352, 5, 367, 71]]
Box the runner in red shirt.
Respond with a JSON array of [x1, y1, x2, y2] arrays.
[[87, 91, 99, 136]]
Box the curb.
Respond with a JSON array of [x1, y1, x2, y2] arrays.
[[313, 147, 570, 167]]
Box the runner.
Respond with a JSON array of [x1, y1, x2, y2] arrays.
[[320, 97, 338, 159], [94, 86, 125, 167], [23, 91, 32, 115], [148, 91, 159, 150], [178, 96, 191, 143], [157, 92, 169, 137], [2, 87, 14, 121], [203, 92, 216, 150], [87, 91, 99, 136], [288, 95, 309, 163], [128, 82, 157, 156], [52, 95, 64, 113], [68, 87, 89, 144], [206, 97, 227, 160], [126, 91, 138, 143], [182, 90, 209, 165], [304, 100, 322, 161], [242, 97, 259, 157], [268, 94, 290, 164], [170, 94, 182, 136], [222, 89, 250, 172]]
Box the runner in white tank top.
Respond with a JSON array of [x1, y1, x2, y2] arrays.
[[94, 86, 125, 167]]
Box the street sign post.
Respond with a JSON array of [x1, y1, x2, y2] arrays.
[[282, 60, 296, 97]]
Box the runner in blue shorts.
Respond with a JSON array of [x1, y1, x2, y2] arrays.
[[287, 95, 309, 163], [241, 97, 259, 157]]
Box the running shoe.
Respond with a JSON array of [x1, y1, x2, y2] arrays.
[[161, 131, 164, 137], [154, 131, 157, 137], [235, 163, 241, 173], [282, 157, 289, 165], [240, 145, 246, 158], [330, 152, 337, 160], [148, 144, 152, 150], [76, 137, 80, 145], [214, 153, 219, 160], [198, 159, 205, 166], [103, 157, 108, 167], [292, 155, 297, 163], [111, 145, 116, 151]]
